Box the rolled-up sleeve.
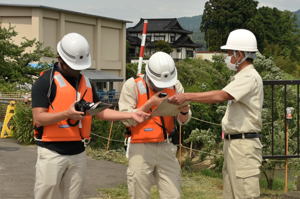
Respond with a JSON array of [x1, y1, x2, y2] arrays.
[[118, 78, 139, 126], [175, 80, 192, 125]]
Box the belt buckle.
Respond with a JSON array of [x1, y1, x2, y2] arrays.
[[227, 134, 231, 140], [242, 133, 245, 139]]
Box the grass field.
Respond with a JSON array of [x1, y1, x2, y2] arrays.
[[98, 170, 223, 199], [87, 148, 290, 199], [97, 170, 285, 199]]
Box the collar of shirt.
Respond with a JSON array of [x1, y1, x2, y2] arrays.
[[233, 64, 254, 80]]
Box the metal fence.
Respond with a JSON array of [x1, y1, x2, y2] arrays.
[[263, 80, 300, 159]]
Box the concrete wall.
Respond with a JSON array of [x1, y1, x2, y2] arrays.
[[195, 52, 225, 62], [0, 5, 127, 91]]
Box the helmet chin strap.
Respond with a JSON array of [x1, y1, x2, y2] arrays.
[[233, 51, 249, 70]]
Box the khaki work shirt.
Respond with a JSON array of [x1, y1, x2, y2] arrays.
[[118, 76, 191, 126], [222, 64, 263, 134]]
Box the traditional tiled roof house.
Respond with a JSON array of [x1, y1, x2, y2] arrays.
[[127, 18, 200, 60]]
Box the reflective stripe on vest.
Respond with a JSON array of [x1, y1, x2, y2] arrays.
[[130, 76, 175, 143], [34, 71, 93, 142]]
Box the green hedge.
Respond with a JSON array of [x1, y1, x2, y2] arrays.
[[11, 102, 34, 144]]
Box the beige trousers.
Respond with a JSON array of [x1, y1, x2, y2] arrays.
[[34, 146, 87, 199], [223, 138, 262, 199], [127, 142, 181, 199]]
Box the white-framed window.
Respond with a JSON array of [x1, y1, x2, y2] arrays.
[[154, 35, 165, 41], [146, 35, 152, 42], [170, 36, 175, 42], [97, 82, 107, 90]]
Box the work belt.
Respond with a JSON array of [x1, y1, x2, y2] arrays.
[[225, 132, 261, 140]]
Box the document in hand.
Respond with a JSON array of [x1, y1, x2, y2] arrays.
[[151, 98, 189, 116]]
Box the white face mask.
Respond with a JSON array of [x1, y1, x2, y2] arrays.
[[225, 56, 237, 71]]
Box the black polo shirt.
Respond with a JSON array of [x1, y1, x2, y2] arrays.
[[31, 64, 99, 155]]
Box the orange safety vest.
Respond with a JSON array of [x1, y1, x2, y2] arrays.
[[34, 71, 93, 142], [130, 76, 176, 143]]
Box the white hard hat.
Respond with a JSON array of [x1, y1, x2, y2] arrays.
[[57, 33, 91, 70], [145, 51, 177, 88], [221, 29, 258, 52]]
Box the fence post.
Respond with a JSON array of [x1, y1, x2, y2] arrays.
[[284, 125, 289, 192], [179, 124, 182, 167], [284, 107, 293, 192], [189, 141, 193, 159], [106, 107, 116, 151]]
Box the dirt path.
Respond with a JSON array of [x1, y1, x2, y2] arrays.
[[0, 138, 126, 199]]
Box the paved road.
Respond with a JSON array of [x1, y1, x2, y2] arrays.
[[0, 138, 127, 199]]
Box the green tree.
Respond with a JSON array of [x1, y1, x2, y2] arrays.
[[248, 7, 300, 75], [0, 25, 54, 91], [250, 7, 300, 57], [176, 56, 231, 171], [153, 40, 173, 54], [200, 0, 258, 50], [201, 2, 300, 76]]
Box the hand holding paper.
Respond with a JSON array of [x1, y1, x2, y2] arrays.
[[168, 93, 188, 105], [151, 98, 189, 116]]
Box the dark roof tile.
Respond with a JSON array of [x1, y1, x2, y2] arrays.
[[173, 35, 202, 48], [127, 18, 192, 34]]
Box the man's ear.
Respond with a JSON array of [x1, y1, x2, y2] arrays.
[[239, 51, 246, 57], [237, 51, 245, 61]]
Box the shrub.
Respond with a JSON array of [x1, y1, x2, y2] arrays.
[[11, 102, 34, 144]]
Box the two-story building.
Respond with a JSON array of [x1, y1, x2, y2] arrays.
[[0, 3, 129, 104], [127, 18, 200, 60]]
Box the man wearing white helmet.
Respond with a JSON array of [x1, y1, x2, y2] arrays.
[[169, 29, 263, 199], [119, 51, 191, 199], [31, 32, 149, 199]]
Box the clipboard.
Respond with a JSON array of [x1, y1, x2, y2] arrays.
[[151, 98, 189, 116]]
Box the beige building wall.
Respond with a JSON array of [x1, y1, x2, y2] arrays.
[[0, 5, 127, 91], [195, 52, 225, 62]]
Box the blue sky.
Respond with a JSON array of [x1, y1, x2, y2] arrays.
[[0, 0, 299, 25]]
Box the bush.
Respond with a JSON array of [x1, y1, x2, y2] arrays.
[[11, 102, 34, 144]]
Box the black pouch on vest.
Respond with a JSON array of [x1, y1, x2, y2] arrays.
[[169, 128, 180, 145]]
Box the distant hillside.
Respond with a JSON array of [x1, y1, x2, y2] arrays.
[[178, 15, 201, 32], [295, 9, 300, 27], [177, 15, 206, 49], [178, 10, 300, 50]]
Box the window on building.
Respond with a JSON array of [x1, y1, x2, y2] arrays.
[[186, 50, 194, 58], [130, 33, 138, 37], [97, 82, 107, 91], [170, 35, 175, 42], [109, 82, 114, 90], [154, 35, 165, 41], [177, 48, 181, 53], [146, 35, 152, 42]]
